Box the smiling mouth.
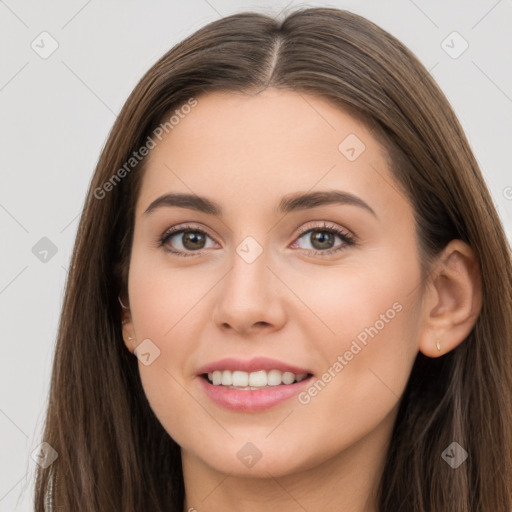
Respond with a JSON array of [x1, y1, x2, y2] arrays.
[[201, 369, 314, 390]]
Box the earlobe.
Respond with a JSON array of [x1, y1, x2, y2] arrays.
[[418, 240, 482, 358], [119, 295, 136, 353], [121, 315, 136, 354]]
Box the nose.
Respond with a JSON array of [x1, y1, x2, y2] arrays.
[[211, 245, 287, 337]]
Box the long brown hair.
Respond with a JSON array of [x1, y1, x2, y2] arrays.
[[34, 7, 512, 511]]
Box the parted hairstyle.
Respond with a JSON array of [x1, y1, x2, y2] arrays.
[[34, 7, 512, 511]]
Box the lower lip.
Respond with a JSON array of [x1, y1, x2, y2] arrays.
[[198, 375, 314, 412]]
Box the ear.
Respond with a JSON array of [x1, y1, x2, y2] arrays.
[[418, 239, 482, 358], [119, 295, 136, 354]]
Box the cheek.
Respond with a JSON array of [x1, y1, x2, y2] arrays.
[[287, 251, 421, 431], [287, 300, 419, 475], [286, 247, 420, 356], [126, 251, 202, 435], [127, 244, 213, 339]]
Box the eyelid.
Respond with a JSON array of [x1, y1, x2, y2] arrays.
[[157, 221, 356, 257], [160, 222, 216, 242], [156, 223, 219, 256], [295, 220, 354, 239], [291, 221, 356, 255]]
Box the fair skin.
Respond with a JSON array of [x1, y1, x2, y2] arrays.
[[121, 89, 481, 512]]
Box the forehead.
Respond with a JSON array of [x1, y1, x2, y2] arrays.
[[135, 89, 406, 222]]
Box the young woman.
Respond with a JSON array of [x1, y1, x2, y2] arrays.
[[35, 7, 512, 512]]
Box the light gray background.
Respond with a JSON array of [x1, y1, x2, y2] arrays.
[[1, 1, 511, 509]]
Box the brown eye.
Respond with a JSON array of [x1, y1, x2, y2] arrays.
[[293, 223, 356, 256], [179, 231, 207, 250], [307, 230, 336, 250], [159, 225, 217, 256]]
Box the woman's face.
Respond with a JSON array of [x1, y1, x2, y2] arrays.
[[123, 89, 425, 478]]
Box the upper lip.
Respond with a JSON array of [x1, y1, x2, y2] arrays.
[[196, 357, 313, 376]]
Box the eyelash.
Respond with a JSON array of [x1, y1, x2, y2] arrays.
[[156, 222, 356, 258]]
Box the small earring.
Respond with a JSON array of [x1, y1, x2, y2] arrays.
[[127, 336, 134, 341], [118, 295, 129, 310], [436, 338, 441, 352]]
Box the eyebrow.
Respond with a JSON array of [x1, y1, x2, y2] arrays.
[[143, 190, 377, 218]]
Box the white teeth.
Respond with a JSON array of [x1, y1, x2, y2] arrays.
[[221, 370, 232, 386], [232, 370, 249, 387], [206, 369, 310, 387], [267, 369, 282, 386], [249, 370, 267, 387], [281, 372, 295, 385]]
